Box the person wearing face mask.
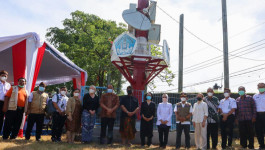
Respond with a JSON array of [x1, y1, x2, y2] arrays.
[[2, 77, 28, 140], [253, 83, 265, 149], [65, 89, 82, 143], [192, 93, 208, 150], [25, 82, 49, 141], [218, 88, 237, 149], [156, 93, 172, 149], [51, 86, 69, 142], [140, 92, 155, 147], [81, 85, 99, 143], [0, 70, 11, 135], [204, 88, 219, 149], [174, 92, 192, 149], [99, 84, 119, 145], [235, 86, 256, 149], [120, 86, 139, 146]]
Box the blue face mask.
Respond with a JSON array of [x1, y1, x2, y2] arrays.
[[238, 90, 245, 96], [18, 85, 24, 88], [146, 96, 152, 100], [107, 89, 113, 93], [39, 86, 45, 92]]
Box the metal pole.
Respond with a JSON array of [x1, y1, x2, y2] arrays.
[[221, 0, 229, 88], [178, 14, 184, 93]]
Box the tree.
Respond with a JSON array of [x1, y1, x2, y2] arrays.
[[46, 11, 127, 92]]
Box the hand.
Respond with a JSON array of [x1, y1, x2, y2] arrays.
[[59, 111, 65, 116], [252, 118, 256, 123], [160, 120, 164, 124], [193, 122, 196, 128], [202, 121, 206, 128], [181, 117, 186, 122], [2, 106, 7, 113], [222, 114, 228, 121], [164, 120, 168, 124], [90, 110, 95, 115], [128, 112, 133, 117], [107, 108, 113, 115], [67, 115, 73, 121]]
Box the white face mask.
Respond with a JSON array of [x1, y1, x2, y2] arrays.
[[162, 98, 167, 103], [61, 91, 66, 96], [181, 97, 186, 102], [0, 76, 7, 81], [207, 92, 213, 97], [224, 93, 229, 98], [74, 93, 79, 97], [89, 89, 95, 94]]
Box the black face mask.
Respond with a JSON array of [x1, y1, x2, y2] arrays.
[[197, 97, 202, 101], [127, 90, 132, 95]]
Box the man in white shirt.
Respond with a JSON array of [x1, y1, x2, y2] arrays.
[[174, 92, 192, 149], [0, 70, 11, 134], [51, 86, 69, 142], [253, 83, 265, 149], [218, 88, 237, 149], [192, 93, 208, 150]]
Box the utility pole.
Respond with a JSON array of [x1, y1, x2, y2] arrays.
[[221, 0, 229, 88], [178, 14, 184, 93]]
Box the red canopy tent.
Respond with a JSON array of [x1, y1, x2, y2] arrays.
[[0, 32, 87, 137]]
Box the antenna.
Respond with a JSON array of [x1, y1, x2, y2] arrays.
[[122, 9, 151, 31]]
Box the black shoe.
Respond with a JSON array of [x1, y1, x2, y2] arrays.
[[57, 138, 62, 142], [10, 136, 16, 140], [36, 139, 40, 142], [100, 138, 106, 144], [107, 138, 113, 144]]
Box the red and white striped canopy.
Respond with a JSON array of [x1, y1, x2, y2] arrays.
[[0, 32, 87, 92]]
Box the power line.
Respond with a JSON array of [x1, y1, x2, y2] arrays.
[[184, 21, 265, 57], [156, 4, 265, 62]]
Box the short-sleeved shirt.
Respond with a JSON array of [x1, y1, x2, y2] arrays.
[[52, 94, 68, 112], [120, 95, 139, 119], [5, 86, 27, 107], [218, 97, 237, 114], [253, 93, 265, 112], [0, 81, 11, 101], [174, 102, 193, 124]]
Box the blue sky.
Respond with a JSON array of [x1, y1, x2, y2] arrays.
[[1, 0, 265, 93]]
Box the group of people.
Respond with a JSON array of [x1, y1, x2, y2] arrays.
[[1, 70, 265, 150]]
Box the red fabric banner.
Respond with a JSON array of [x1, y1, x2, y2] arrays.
[[12, 40, 26, 85], [31, 42, 46, 92]]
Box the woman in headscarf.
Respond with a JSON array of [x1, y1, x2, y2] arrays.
[[66, 89, 82, 143], [156, 93, 173, 149], [140, 92, 156, 147]]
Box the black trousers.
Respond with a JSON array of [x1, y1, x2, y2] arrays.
[[157, 125, 170, 147], [0, 101, 5, 134], [140, 119, 153, 146], [207, 123, 218, 149], [25, 113, 45, 140], [220, 115, 235, 148], [100, 117, 115, 140], [176, 124, 190, 148], [238, 120, 254, 149], [255, 112, 265, 149], [2, 107, 24, 139], [51, 112, 66, 140]]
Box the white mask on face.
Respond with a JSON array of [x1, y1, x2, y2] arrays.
[[181, 98, 186, 102], [89, 89, 95, 94], [224, 93, 229, 98], [207, 92, 213, 97], [61, 91, 66, 96], [0, 76, 7, 81], [74, 93, 79, 97]]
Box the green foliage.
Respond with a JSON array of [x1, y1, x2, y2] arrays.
[[46, 11, 127, 93]]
